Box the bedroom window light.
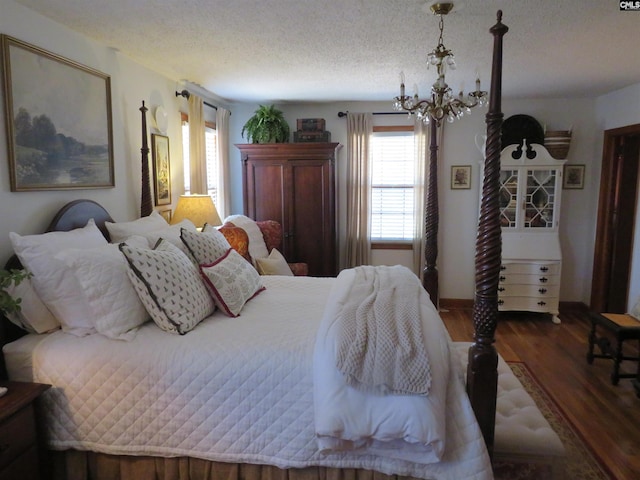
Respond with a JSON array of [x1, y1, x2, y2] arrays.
[[181, 116, 219, 205], [370, 127, 416, 244]]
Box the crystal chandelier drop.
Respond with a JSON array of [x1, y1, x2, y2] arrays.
[[393, 2, 488, 125]]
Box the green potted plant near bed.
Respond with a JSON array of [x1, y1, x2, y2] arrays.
[[0, 269, 30, 317], [241, 105, 290, 143]]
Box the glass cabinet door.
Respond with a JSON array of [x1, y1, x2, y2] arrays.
[[499, 169, 519, 228], [524, 169, 556, 228]]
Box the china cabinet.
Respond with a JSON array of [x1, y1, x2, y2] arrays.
[[497, 141, 566, 323]]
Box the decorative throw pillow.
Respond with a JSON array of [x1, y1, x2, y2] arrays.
[[200, 249, 265, 317], [180, 227, 231, 265], [55, 243, 149, 341], [223, 214, 270, 263], [4, 275, 60, 334], [255, 248, 293, 276], [9, 219, 108, 336], [218, 223, 251, 262], [105, 210, 168, 243], [138, 219, 197, 255], [120, 239, 215, 334]]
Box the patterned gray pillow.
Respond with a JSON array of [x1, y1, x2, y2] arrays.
[[119, 239, 215, 334], [180, 227, 231, 265], [200, 249, 265, 317]]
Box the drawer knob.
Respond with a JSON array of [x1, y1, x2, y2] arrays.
[[500, 265, 506, 271], [499, 275, 506, 282], [538, 301, 547, 306], [540, 266, 549, 272], [498, 287, 505, 292], [539, 288, 547, 294], [498, 299, 504, 306], [539, 277, 548, 283]]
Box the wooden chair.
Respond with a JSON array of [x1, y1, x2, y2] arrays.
[[587, 300, 640, 385]]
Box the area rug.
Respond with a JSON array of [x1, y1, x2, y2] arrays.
[[493, 362, 612, 480]]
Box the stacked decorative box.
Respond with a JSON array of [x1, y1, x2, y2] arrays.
[[294, 118, 331, 143]]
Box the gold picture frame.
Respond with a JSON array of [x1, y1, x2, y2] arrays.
[[151, 133, 171, 206], [1, 35, 114, 191]]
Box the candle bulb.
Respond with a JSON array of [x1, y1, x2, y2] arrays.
[[475, 77, 481, 92]]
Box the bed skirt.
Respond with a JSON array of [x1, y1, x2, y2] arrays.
[[49, 451, 418, 480]]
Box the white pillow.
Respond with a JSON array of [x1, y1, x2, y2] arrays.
[[55, 242, 149, 341], [255, 248, 293, 276], [180, 227, 231, 265], [10, 219, 108, 336], [223, 214, 269, 263], [137, 219, 197, 255], [120, 239, 215, 334], [4, 275, 60, 334], [105, 210, 168, 243], [200, 249, 265, 317]]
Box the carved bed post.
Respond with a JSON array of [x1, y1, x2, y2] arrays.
[[423, 120, 439, 307], [467, 11, 508, 457], [140, 101, 153, 217]]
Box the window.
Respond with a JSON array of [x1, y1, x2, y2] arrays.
[[181, 116, 219, 204], [370, 127, 415, 243]]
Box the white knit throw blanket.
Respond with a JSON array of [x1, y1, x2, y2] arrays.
[[335, 265, 432, 396]]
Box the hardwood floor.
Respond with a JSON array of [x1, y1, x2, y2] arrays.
[[440, 304, 640, 480]]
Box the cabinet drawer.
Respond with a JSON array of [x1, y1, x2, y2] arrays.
[[0, 444, 39, 480], [498, 283, 559, 297], [0, 405, 36, 471], [498, 273, 559, 286], [500, 262, 560, 275], [498, 296, 559, 312]]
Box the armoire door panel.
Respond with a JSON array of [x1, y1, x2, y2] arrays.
[[247, 163, 286, 224]]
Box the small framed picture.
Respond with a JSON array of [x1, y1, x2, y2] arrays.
[[159, 209, 172, 223], [151, 133, 171, 205], [563, 164, 585, 189], [451, 165, 472, 189]]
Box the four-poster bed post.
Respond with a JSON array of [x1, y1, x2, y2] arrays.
[[423, 120, 439, 306], [467, 10, 508, 457], [140, 101, 153, 217]]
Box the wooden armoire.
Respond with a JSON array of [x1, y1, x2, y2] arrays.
[[236, 143, 341, 277]]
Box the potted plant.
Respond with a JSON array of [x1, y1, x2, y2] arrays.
[[241, 105, 290, 144], [0, 269, 30, 317]]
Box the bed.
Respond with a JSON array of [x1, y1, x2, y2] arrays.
[[0, 10, 508, 480]]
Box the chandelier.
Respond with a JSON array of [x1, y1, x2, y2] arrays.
[[393, 2, 488, 125]]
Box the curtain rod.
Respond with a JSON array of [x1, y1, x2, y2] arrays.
[[338, 111, 407, 117], [175, 89, 228, 113]]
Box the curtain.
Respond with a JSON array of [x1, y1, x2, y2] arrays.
[[413, 120, 444, 281], [345, 112, 373, 268], [188, 94, 207, 195], [216, 107, 231, 218]]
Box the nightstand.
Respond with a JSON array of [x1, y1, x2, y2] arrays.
[[0, 381, 50, 480]]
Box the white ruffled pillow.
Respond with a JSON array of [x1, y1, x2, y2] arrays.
[[138, 219, 197, 255], [55, 240, 149, 341], [120, 239, 215, 334], [10, 219, 109, 336], [200, 249, 265, 317], [105, 210, 168, 243]]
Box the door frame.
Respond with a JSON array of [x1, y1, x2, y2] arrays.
[[590, 123, 640, 311]]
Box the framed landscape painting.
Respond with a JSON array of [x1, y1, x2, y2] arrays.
[[1, 35, 114, 191]]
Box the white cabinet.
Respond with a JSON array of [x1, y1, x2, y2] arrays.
[[498, 142, 566, 323]]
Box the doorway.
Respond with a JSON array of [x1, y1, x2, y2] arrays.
[[591, 123, 640, 312]]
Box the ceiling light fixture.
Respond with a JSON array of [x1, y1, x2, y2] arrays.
[[393, 2, 488, 124]]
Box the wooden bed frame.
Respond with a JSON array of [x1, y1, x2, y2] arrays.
[[0, 9, 507, 477]]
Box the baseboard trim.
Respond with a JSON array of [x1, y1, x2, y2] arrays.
[[439, 299, 589, 313]]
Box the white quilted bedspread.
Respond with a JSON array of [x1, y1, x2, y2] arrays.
[[30, 275, 492, 480]]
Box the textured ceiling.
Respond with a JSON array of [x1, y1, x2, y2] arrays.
[[13, 0, 640, 104]]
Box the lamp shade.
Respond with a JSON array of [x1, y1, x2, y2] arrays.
[[171, 194, 221, 228]]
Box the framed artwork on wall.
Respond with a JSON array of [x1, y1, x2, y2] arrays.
[[159, 209, 172, 223], [451, 165, 472, 189], [151, 133, 171, 206], [1, 35, 114, 191], [563, 164, 585, 189]]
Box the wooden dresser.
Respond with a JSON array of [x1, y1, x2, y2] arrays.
[[0, 381, 50, 480], [237, 142, 341, 277]]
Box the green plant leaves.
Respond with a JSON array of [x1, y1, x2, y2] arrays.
[[241, 105, 290, 143]]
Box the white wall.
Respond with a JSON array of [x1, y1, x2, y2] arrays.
[[595, 83, 640, 310]]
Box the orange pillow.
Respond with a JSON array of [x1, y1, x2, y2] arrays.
[[218, 223, 251, 262]]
